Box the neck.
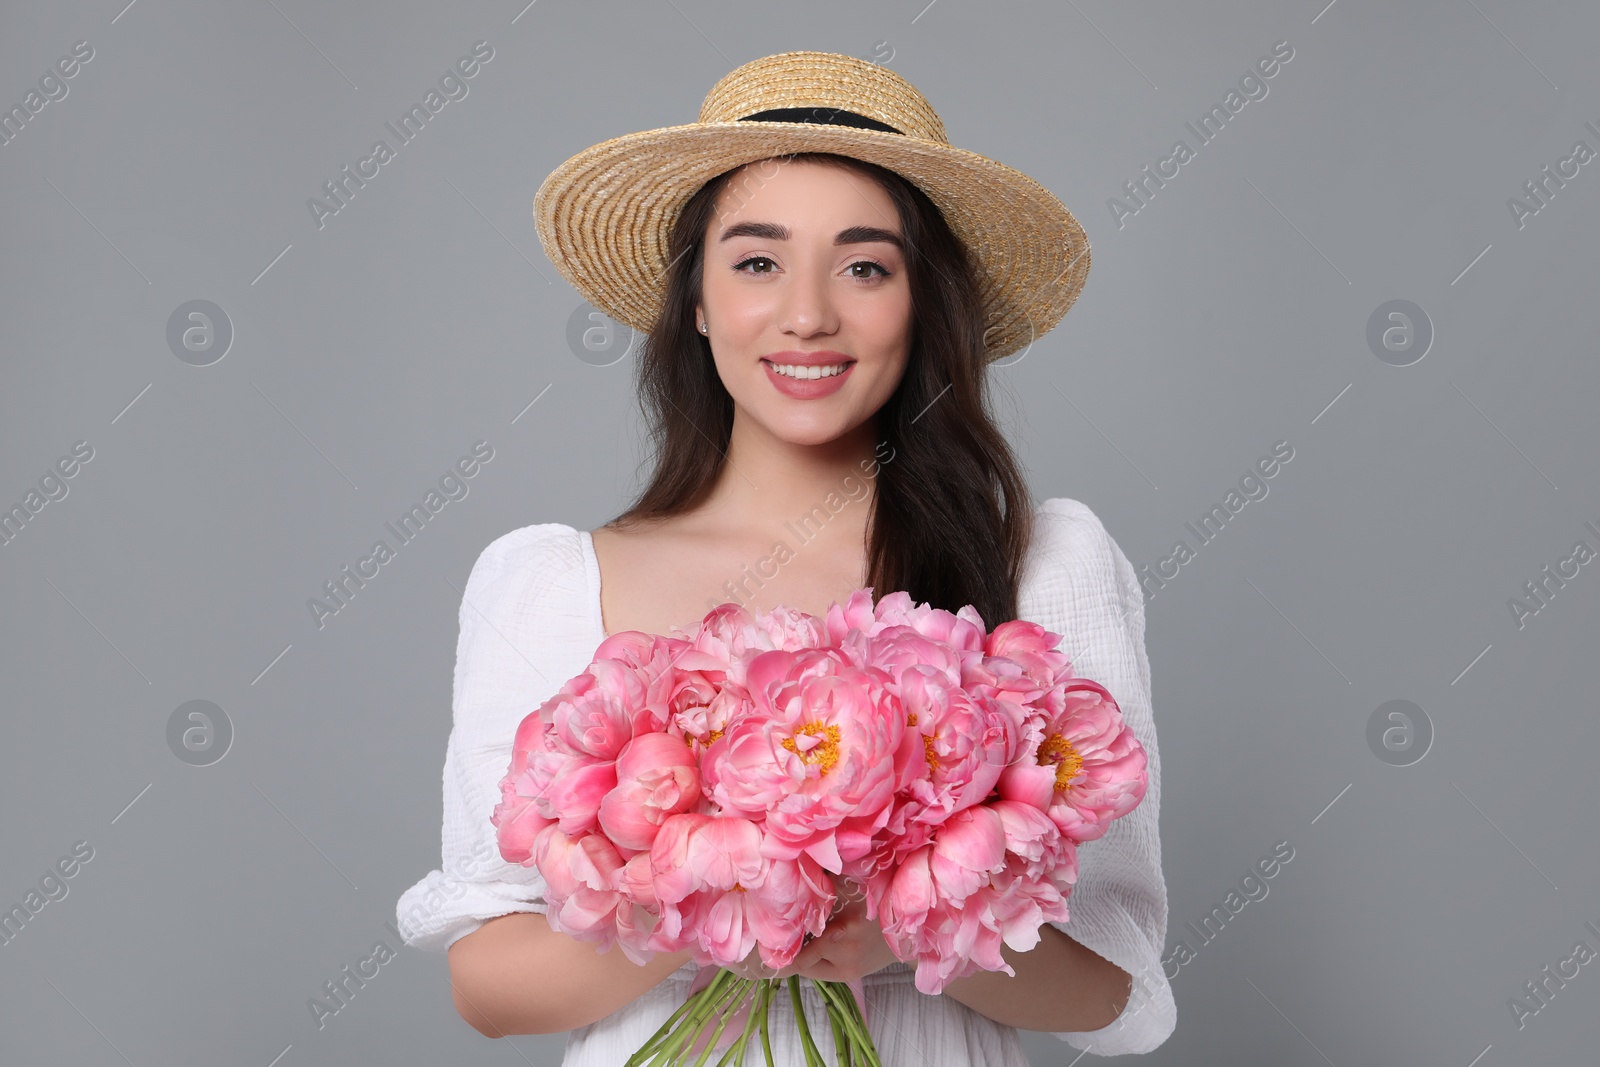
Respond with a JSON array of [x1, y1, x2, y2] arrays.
[[698, 413, 883, 541]]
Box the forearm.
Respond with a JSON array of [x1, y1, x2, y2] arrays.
[[939, 924, 1131, 1033], [448, 911, 695, 1036]]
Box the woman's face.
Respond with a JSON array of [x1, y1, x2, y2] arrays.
[[696, 159, 913, 448]]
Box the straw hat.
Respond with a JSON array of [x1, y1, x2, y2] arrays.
[[533, 50, 1090, 364]]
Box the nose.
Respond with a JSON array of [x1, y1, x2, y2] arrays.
[[778, 259, 839, 338]]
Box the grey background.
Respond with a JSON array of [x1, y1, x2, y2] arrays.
[[2, 0, 1596, 1064]]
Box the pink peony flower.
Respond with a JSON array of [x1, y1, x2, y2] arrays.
[[539, 754, 617, 837], [842, 634, 1023, 882], [678, 851, 832, 970], [670, 682, 749, 754], [491, 710, 558, 864], [590, 629, 679, 676], [676, 602, 826, 692], [927, 806, 1008, 902], [899, 676, 1018, 823], [548, 665, 648, 760], [597, 732, 702, 851], [849, 623, 968, 691], [904, 860, 1074, 994], [998, 678, 1148, 843], [664, 668, 725, 739], [705, 647, 908, 873], [992, 799, 1078, 890], [611, 850, 668, 965], [647, 813, 770, 965], [825, 588, 989, 651], [740, 853, 835, 970], [753, 604, 831, 652], [983, 618, 1075, 689], [874, 812, 1078, 995], [537, 827, 628, 948], [650, 813, 765, 904], [873, 843, 936, 958]]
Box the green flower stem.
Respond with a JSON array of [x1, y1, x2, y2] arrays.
[[813, 980, 856, 1067], [632, 969, 728, 1061], [631, 978, 710, 1061], [811, 981, 881, 1067], [712, 979, 770, 1067], [680, 974, 752, 1063], [826, 993, 851, 1067], [635, 993, 706, 1063], [629, 968, 887, 1066], [630, 969, 748, 1066], [787, 975, 827, 1067], [759, 980, 776, 1066], [689, 980, 744, 1067]]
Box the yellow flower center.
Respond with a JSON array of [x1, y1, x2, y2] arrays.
[[924, 733, 942, 774], [782, 721, 841, 775], [1038, 734, 1083, 792]]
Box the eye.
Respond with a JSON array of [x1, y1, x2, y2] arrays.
[[732, 256, 777, 274], [848, 259, 891, 280]]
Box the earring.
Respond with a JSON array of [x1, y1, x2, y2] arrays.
[[698, 321, 708, 333]]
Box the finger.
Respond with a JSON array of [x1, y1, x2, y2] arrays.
[[790, 940, 824, 972], [821, 916, 857, 944], [772, 957, 804, 981], [832, 901, 867, 927], [796, 929, 843, 971], [803, 958, 840, 983], [789, 935, 842, 980]]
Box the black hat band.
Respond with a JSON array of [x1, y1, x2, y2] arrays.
[[738, 106, 903, 135]]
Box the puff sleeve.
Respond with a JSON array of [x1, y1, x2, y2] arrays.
[[1022, 497, 1176, 1054], [395, 527, 577, 953]]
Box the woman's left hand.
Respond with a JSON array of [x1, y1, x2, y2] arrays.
[[775, 878, 902, 984]]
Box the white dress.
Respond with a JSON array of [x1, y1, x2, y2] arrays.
[[396, 497, 1177, 1062]]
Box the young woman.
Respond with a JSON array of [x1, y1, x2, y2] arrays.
[[397, 51, 1174, 1064]]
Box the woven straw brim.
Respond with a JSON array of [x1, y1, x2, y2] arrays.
[[533, 122, 1090, 364]]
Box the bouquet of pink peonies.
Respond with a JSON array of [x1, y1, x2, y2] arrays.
[[490, 589, 1149, 1066]]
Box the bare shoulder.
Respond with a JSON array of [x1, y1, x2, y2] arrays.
[[588, 515, 689, 574], [588, 516, 724, 636], [590, 510, 757, 567]]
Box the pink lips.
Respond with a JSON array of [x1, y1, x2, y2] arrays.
[[762, 356, 855, 399]]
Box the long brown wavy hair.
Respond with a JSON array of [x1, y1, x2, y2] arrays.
[[605, 151, 1036, 627]]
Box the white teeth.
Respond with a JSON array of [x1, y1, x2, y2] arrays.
[[769, 362, 850, 379]]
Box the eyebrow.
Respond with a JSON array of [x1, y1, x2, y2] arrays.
[[716, 221, 904, 251]]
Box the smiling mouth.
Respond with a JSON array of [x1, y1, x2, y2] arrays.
[[762, 359, 856, 379]]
